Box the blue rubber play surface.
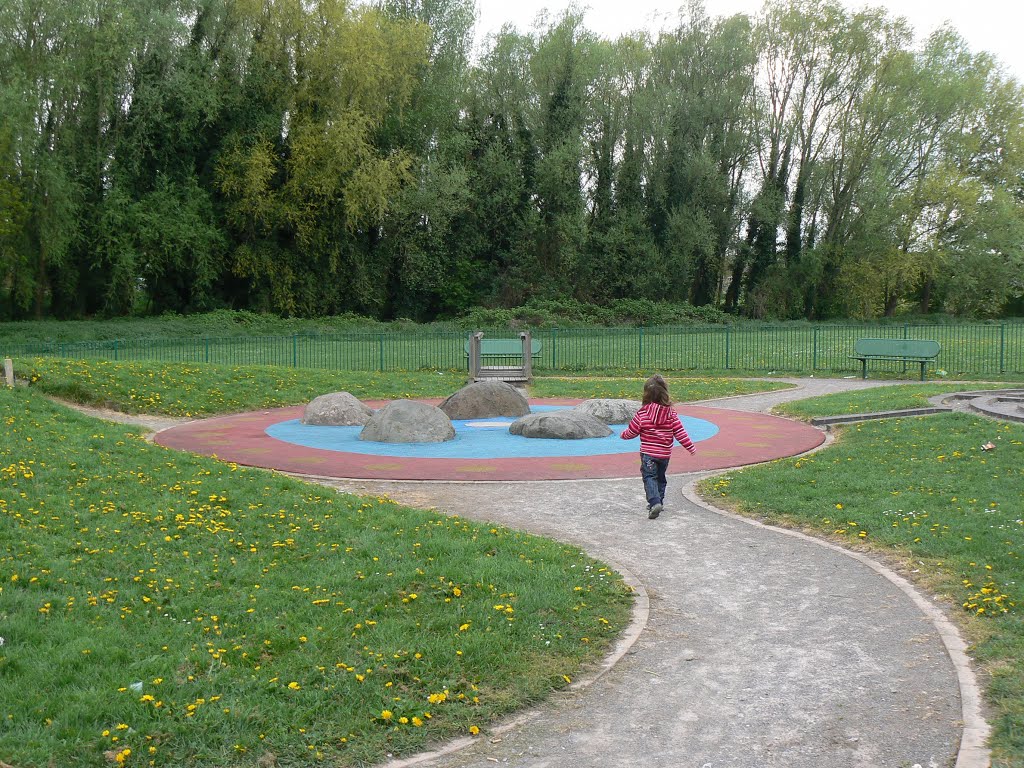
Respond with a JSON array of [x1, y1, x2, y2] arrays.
[[266, 405, 719, 459]]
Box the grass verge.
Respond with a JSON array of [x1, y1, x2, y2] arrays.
[[11, 357, 787, 416], [0, 387, 633, 767], [699, 409, 1024, 767], [773, 382, 1011, 420]]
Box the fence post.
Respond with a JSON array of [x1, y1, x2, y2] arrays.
[[902, 324, 909, 375], [114, 339, 119, 362], [725, 326, 730, 370], [379, 334, 385, 372], [292, 334, 298, 367], [638, 327, 644, 370], [552, 327, 558, 370], [1000, 323, 1006, 374], [205, 337, 210, 364], [812, 327, 818, 371]]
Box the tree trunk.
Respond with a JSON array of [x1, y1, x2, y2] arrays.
[[918, 277, 934, 314]]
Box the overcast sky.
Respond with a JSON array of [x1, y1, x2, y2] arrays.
[[474, 0, 1024, 82]]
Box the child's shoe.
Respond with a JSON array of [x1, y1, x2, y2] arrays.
[[648, 503, 663, 519]]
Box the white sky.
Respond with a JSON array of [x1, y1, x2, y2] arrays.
[[474, 0, 1024, 82]]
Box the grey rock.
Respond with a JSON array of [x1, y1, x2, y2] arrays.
[[509, 410, 612, 439], [359, 400, 455, 443], [573, 398, 641, 424], [302, 391, 374, 426], [439, 380, 531, 420]]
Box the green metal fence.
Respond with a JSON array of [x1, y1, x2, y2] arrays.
[[7, 322, 1024, 377]]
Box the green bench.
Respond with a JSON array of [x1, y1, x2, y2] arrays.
[[851, 338, 941, 381], [463, 338, 542, 366]]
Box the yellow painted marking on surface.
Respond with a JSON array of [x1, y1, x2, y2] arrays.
[[454, 465, 498, 473]]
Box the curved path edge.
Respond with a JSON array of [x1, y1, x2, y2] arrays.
[[680, 477, 991, 768], [381, 560, 651, 768]]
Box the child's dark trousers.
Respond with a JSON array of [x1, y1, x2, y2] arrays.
[[640, 453, 669, 507]]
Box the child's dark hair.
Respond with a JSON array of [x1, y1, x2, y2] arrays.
[[642, 374, 671, 406]]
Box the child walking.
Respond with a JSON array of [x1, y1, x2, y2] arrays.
[[620, 374, 696, 519]]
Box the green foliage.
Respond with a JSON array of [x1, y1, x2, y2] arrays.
[[1, 0, 1021, 322], [455, 298, 731, 328]]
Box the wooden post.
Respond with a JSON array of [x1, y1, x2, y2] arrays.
[[520, 332, 532, 383], [3, 358, 13, 388], [469, 332, 483, 382]]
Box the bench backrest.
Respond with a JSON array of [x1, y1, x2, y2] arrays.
[[854, 338, 940, 358], [464, 339, 542, 355]]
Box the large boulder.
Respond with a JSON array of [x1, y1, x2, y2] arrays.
[[359, 400, 455, 443], [573, 398, 641, 425], [302, 392, 374, 426], [439, 380, 530, 420], [509, 411, 612, 439]]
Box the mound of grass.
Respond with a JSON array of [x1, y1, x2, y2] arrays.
[[13, 357, 468, 416], [13, 357, 788, 417], [0, 388, 632, 766]]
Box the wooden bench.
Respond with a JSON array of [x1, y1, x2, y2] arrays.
[[851, 338, 941, 381], [465, 333, 541, 383]]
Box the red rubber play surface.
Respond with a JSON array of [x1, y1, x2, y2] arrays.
[[153, 399, 824, 481]]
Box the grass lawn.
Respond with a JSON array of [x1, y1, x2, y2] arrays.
[[701, 389, 1024, 767], [0, 360, 781, 767], [0, 383, 636, 767]]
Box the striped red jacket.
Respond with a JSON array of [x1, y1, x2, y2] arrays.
[[620, 402, 696, 459]]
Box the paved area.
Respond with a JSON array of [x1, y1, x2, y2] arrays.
[[151, 401, 824, 480], [309, 378, 987, 768], [943, 388, 1024, 424]]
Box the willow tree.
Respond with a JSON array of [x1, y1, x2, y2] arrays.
[[647, 5, 755, 307], [216, 0, 430, 316], [0, 0, 84, 318]]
